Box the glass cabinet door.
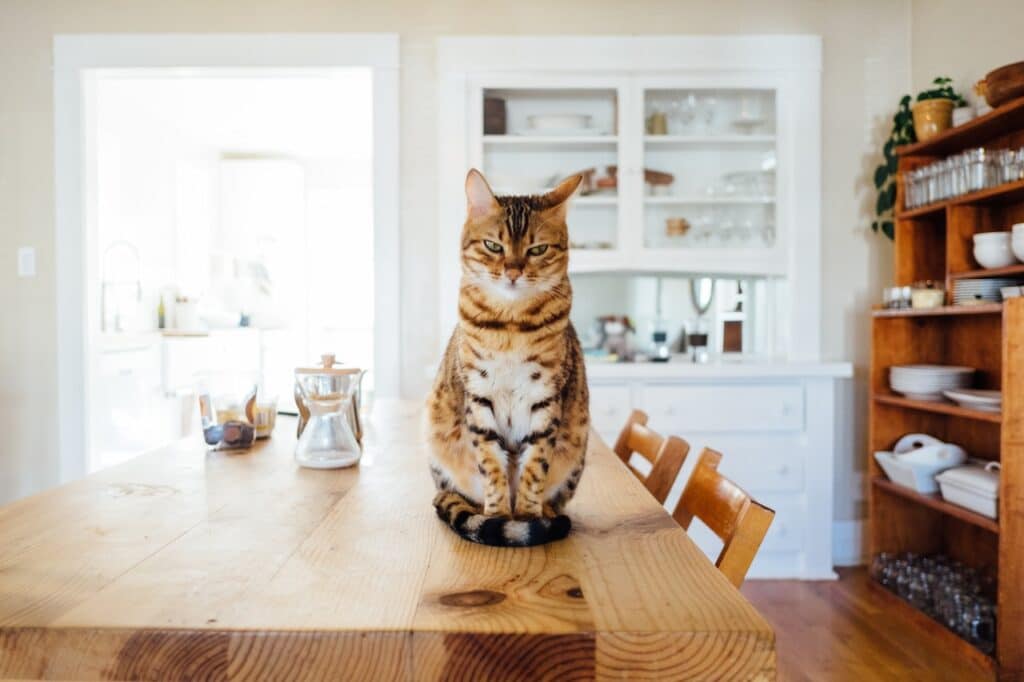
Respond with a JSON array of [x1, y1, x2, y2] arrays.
[[639, 86, 778, 256], [470, 82, 623, 255]]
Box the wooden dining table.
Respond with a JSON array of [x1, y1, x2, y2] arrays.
[[0, 400, 775, 681]]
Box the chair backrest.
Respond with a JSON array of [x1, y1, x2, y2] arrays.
[[672, 448, 775, 588], [612, 409, 690, 504]]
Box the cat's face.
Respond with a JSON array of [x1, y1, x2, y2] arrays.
[[460, 169, 581, 302]]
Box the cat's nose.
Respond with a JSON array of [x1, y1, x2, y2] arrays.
[[505, 268, 522, 284]]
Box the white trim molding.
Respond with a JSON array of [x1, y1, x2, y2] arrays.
[[53, 33, 400, 484], [833, 520, 867, 567]]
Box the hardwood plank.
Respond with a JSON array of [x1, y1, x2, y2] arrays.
[[743, 568, 993, 682], [0, 401, 774, 680]]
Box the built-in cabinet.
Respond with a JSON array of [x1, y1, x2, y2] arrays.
[[588, 365, 846, 579]]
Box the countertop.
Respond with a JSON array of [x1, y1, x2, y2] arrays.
[[585, 357, 853, 380], [0, 401, 775, 680]]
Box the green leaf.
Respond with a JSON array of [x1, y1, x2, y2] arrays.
[[881, 221, 895, 240], [874, 165, 888, 189], [877, 184, 896, 214], [883, 139, 895, 161], [887, 154, 899, 174]]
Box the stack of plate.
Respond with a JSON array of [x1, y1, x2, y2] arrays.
[[942, 388, 1002, 412], [890, 365, 974, 401], [953, 278, 1020, 305]]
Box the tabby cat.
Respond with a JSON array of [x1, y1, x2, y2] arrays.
[[426, 169, 590, 547]]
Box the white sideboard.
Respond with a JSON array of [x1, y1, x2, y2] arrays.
[[587, 361, 851, 580]]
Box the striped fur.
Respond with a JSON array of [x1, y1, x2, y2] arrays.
[[433, 490, 571, 547], [426, 170, 590, 547]]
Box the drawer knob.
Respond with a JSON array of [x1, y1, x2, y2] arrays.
[[778, 465, 790, 475]]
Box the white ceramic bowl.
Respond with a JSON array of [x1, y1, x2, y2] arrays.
[[1012, 222, 1024, 237], [1013, 240, 1024, 263], [974, 242, 1018, 268], [973, 231, 1010, 244]]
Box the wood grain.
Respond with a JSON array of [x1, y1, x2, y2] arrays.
[[0, 401, 774, 681]]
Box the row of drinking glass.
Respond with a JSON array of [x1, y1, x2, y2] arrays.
[[871, 552, 996, 654], [904, 148, 1024, 209]]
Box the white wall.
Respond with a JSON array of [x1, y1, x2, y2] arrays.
[[0, 1, 909, 521], [911, 0, 1023, 106]]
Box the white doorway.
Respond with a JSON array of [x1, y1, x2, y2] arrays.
[[55, 35, 399, 478]]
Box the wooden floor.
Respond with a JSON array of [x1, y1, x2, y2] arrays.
[[742, 568, 991, 682]]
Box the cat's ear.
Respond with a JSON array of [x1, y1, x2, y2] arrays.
[[541, 174, 583, 220], [465, 168, 498, 219]]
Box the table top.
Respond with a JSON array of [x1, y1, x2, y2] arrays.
[[0, 400, 775, 681]]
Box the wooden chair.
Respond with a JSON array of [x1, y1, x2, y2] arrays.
[[612, 409, 690, 504], [672, 447, 775, 588]]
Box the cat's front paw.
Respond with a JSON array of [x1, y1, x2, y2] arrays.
[[484, 500, 512, 517], [513, 498, 543, 519]]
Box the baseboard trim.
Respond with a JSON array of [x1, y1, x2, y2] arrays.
[[833, 519, 866, 567]]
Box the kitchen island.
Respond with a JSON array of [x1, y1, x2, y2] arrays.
[[0, 401, 775, 680]]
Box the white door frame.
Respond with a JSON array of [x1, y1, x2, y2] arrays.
[[54, 33, 400, 483]]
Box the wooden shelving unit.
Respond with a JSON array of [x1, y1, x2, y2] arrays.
[[871, 96, 1024, 679]]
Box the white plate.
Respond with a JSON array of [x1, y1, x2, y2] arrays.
[[942, 388, 1002, 412]]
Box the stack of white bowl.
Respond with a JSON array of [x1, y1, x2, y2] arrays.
[[1012, 223, 1024, 261], [890, 365, 974, 402], [973, 231, 1018, 269]]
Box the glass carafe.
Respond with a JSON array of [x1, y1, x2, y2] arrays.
[[294, 360, 364, 469]]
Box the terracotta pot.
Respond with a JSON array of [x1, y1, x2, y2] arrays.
[[912, 99, 954, 142]]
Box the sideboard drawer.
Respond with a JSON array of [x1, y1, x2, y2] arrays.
[[639, 383, 804, 433], [589, 383, 632, 439]]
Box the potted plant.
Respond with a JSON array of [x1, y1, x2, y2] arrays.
[[912, 77, 968, 141]]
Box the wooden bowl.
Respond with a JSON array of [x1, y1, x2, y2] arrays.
[[983, 61, 1024, 108]]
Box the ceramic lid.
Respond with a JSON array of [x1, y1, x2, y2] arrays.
[[936, 462, 1000, 497]]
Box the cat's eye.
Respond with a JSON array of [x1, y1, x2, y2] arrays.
[[483, 240, 504, 253], [527, 244, 548, 257]]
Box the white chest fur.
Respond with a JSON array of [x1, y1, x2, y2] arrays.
[[465, 351, 551, 449]]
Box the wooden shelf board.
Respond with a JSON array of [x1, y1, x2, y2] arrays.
[[950, 263, 1024, 280], [866, 580, 997, 675], [872, 477, 1000, 534], [896, 202, 946, 220], [897, 178, 1024, 219], [897, 96, 1024, 157], [872, 393, 1002, 424], [872, 304, 1002, 318]]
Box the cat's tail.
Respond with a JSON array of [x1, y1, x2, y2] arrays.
[[433, 490, 571, 547]]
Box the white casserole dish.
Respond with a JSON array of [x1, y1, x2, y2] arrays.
[[874, 443, 966, 494], [936, 462, 1000, 519]]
